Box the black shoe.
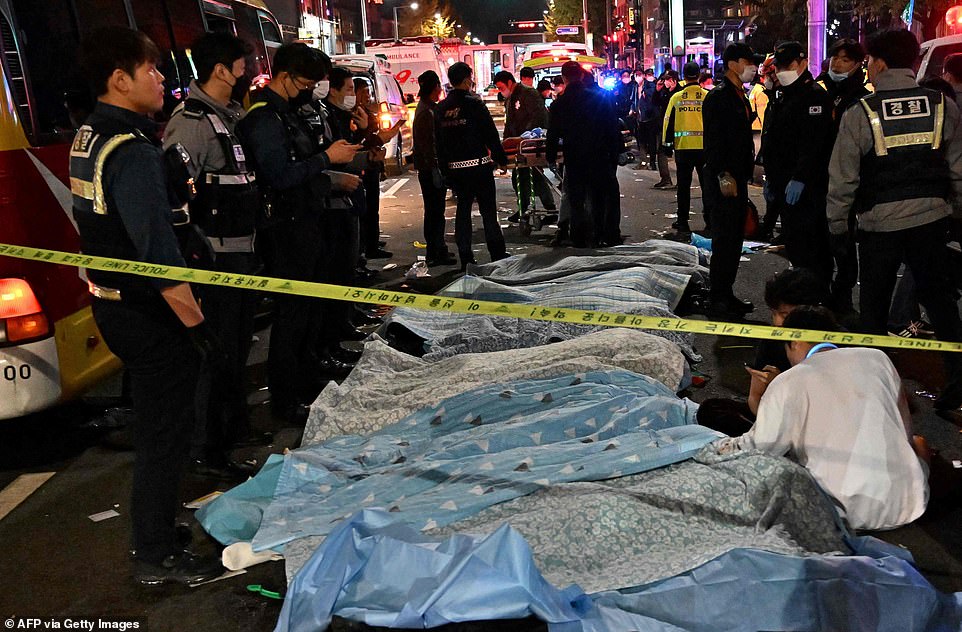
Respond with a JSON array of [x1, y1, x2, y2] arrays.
[[651, 180, 672, 190], [671, 221, 691, 234], [506, 212, 521, 223], [230, 431, 274, 449], [366, 248, 393, 259], [190, 457, 258, 481], [351, 310, 383, 327], [134, 551, 224, 586], [729, 296, 754, 314], [378, 240, 387, 247], [459, 258, 477, 272], [332, 327, 370, 343], [317, 350, 355, 375], [271, 401, 310, 424], [328, 344, 362, 363], [355, 266, 379, 281], [427, 253, 458, 266]]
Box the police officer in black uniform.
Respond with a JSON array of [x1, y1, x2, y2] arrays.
[[436, 62, 509, 270], [761, 41, 835, 287], [236, 43, 359, 422], [828, 28, 962, 411], [163, 32, 263, 479], [71, 27, 223, 585]]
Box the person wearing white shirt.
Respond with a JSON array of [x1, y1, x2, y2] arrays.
[[717, 306, 929, 531]]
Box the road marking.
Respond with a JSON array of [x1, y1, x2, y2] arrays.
[[381, 178, 409, 199], [0, 472, 55, 521]]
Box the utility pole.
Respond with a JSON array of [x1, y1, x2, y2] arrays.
[[808, 0, 826, 69], [583, 0, 590, 48], [606, 0, 613, 65], [360, 0, 368, 48]]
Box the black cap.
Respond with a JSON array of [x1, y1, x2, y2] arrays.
[[417, 70, 440, 97], [722, 42, 755, 64], [683, 61, 701, 79], [773, 41, 807, 67]]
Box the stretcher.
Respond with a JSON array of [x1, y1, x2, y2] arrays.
[[502, 137, 563, 237]]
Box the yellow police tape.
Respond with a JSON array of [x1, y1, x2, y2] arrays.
[[2, 242, 960, 352]]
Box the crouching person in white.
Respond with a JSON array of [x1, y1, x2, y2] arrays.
[[716, 306, 929, 531]]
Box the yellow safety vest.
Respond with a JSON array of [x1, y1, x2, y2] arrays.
[[663, 82, 707, 151], [748, 83, 767, 131]]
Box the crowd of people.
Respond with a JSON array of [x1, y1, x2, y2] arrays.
[[66, 20, 958, 587]]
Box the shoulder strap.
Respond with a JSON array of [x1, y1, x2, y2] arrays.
[[93, 131, 149, 215]]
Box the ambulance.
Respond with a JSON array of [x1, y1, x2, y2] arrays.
[[365, 37, 451, 101]]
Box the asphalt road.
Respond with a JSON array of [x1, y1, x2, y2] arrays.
[[1, 161, 961, 631]]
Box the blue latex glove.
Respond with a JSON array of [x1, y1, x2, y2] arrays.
[[763, 181, 775, 203], [785, 180, 805, 205]]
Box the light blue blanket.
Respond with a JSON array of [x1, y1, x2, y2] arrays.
[[276, 510, 962, 632], [198, 370, 719, 552]]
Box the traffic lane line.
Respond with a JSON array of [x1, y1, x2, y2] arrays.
[[0, 471, 55, 521]]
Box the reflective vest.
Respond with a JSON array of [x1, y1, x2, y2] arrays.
[[177, 98, 260, 247], [70, 123, 162, 299], [855, 87, 950, 211], [663, 83, 707, 151]]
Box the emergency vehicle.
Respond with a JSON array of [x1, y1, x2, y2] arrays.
[[0, 0, 283, 420], [365, 38, 450, 101], [918, 34, 962, 80], [331, 54, 412, 175], [519, 42, 606, 83]]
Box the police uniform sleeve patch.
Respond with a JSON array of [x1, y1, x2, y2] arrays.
[[809, 105, 823, 115], [207, 114, 230, 135], [70, 126, 98, 159]]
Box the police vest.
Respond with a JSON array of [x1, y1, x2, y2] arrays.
[[667, 84, 706, 150], [70, 123, 168, 299], [855, 87, 950, 211], [244, 99, 325, 223], [178, 98, 260, 245]]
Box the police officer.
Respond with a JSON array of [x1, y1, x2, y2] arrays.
[[413, 70, 457, 266], [547, 61, 623, 247], [71, 27, 223, 585], [828, 28, 962, 412], [436, 62, 509, 270], [762, 41, 835, 287], [662, 61, 710, 235], [236, 43, 359, 422], [163, 32, 262, 479], [704, 43, 758, 320], [494, 70, 555, 222]]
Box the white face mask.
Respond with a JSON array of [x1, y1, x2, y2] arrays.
[[776, 69, 800, 87], [338, 94, 357, 110], [313, 80, 330, 100], [827, 69, 850, 83], [739, 65, 757, 83]]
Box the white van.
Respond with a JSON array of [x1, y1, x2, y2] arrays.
[[332, 54, 412, 175], [918, 34, 962, 80], [365, 38, 450, 101]]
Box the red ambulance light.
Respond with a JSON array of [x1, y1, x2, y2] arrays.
[[947, 5, 962, 26], [0, 278, 51, 344]]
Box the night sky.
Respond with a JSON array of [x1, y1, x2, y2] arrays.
[[450, 0, 549, 42]]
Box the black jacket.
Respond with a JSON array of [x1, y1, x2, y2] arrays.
[[436, 89, 507, 171], [703, 76, 755, 180], [760, 70, 834, 190], [816, 68, 872, 136], [412, 99, 440, 171], [503, 83, 549, 138], [546, 83, 622, 169]]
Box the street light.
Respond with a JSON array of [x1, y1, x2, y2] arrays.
[[394, 2, 419, 41]]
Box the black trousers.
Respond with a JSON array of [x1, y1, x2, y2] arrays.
[[859, 219, 962, 392], [265, 217, 325, 405], [831, 211, 859, 310], [511, 167, 556, 212], [602, 164, 622, 245], [193, 251, 259, 458], [706, 174, 747, 302], [361, 169, 381, 254], [418, 169, 450, 259], [450, 166, 506, 264], [565, 163, 609, 247], [674, 149, 706, 226], [636, 119, 657, 166], [92, 298, 200, 564], [319, 208, 360, 345], [775, 185, 834, 287]]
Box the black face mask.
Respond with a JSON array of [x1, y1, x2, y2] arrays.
[[290, 87, 315, 108], [230, 73, 252, 103]]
